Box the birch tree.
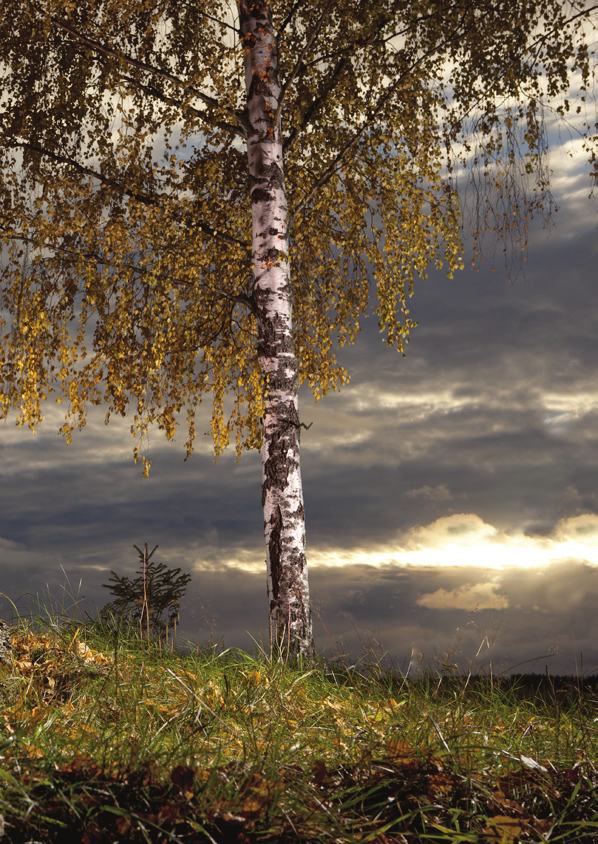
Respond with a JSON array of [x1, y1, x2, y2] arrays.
[[0, 0, 595, 660]]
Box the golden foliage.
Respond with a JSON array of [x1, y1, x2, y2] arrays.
[[0, 0, 594, 459]]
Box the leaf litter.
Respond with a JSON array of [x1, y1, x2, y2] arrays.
[[0, 622, 597, 842]]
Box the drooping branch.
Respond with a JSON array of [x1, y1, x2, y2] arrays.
[[0, 226, 255, 317], [525, 3, 598, 81], [15, 140, 158, 207], [50, 17, 247, 139], [280, 4, 442, 158], [117, 72, 248, 138], [289, 15, 478, 224], [194, 6, 239, 35], [289, 71, 411, 224], [274, 0, 336, 126], [282, 57, 347, 155], [12, 140, 249, 251], [530, 3, 598, 52], [277, 0, 308, 36]]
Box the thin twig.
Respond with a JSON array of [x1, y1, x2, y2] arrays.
[[274, 0, 336, 126]]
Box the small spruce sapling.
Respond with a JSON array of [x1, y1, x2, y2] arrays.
[[101, 544, 191, 646]]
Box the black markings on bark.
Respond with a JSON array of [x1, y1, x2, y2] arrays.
[[248, 73, 275, 99], [257, 310, 294, 360], [261, 162, 284, 190], [262, 428, 298, 503], [297, 500, 305, 527], [263, 246, 281, 262], [252, 187, 274, 203], [246, 4, 267, 23], [268, 504, 282, 610], [258, 328, 278, 361]]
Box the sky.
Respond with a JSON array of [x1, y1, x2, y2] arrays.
[[1, 132, 597, 677]]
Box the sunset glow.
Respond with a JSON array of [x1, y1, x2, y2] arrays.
[[205, 514, 598, 576], [307, 514, 598, 571]]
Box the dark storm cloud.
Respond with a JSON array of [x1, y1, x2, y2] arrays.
[[297, 207, 597, 545], [308, 559, 598, 676], [1, 157, 596, 673], [1, 410, 266, 629]]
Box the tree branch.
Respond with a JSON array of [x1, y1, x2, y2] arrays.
[[282, 57, 347, 155], [277, 0, 308, 36], [274, 0, 336, 126], [195, 6, 239, 35], [51, 17, 247, 139], [526, 3, 598, 74], [15, 140, 155, 205], [0, 226, 256, 320], [289, 71, 410, 225], [289, 15, 477, 224], [14, 140, 249, 251], [120, 72, 248, 138]]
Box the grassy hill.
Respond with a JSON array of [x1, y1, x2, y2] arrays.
[[0, 616, 597, 842]]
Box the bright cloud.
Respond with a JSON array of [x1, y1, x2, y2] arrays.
[[304, 513, 598, 571]]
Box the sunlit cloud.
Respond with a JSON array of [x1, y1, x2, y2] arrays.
[[316, 382, 598, 455], [542, 410, 578, 435], [305, 513, 598, 571], [191, 513, 598, 578], [191, 545, 265, 574], [541, 392, 598, 436], [416, 581, 508, 611]]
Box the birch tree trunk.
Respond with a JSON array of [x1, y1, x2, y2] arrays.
[[240, 0, 314, 661]]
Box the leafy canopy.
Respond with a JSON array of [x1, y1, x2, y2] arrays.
[[0, 1, 595, 466]]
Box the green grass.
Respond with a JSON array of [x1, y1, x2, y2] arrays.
[[0, 615, 597, 842]]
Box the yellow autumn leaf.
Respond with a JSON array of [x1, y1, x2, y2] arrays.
[[483, 816, 525, 843]]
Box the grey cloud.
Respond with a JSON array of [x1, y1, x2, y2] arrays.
[[1, 176, 596, 675], [312, 560, 598, 676], [406, 485, 454, 501]]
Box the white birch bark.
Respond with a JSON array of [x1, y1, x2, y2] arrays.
[[240, 0, 314, 661]]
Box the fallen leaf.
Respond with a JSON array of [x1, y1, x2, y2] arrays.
[[170, 764, 195, 794], [483, 815, 524, 842]]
